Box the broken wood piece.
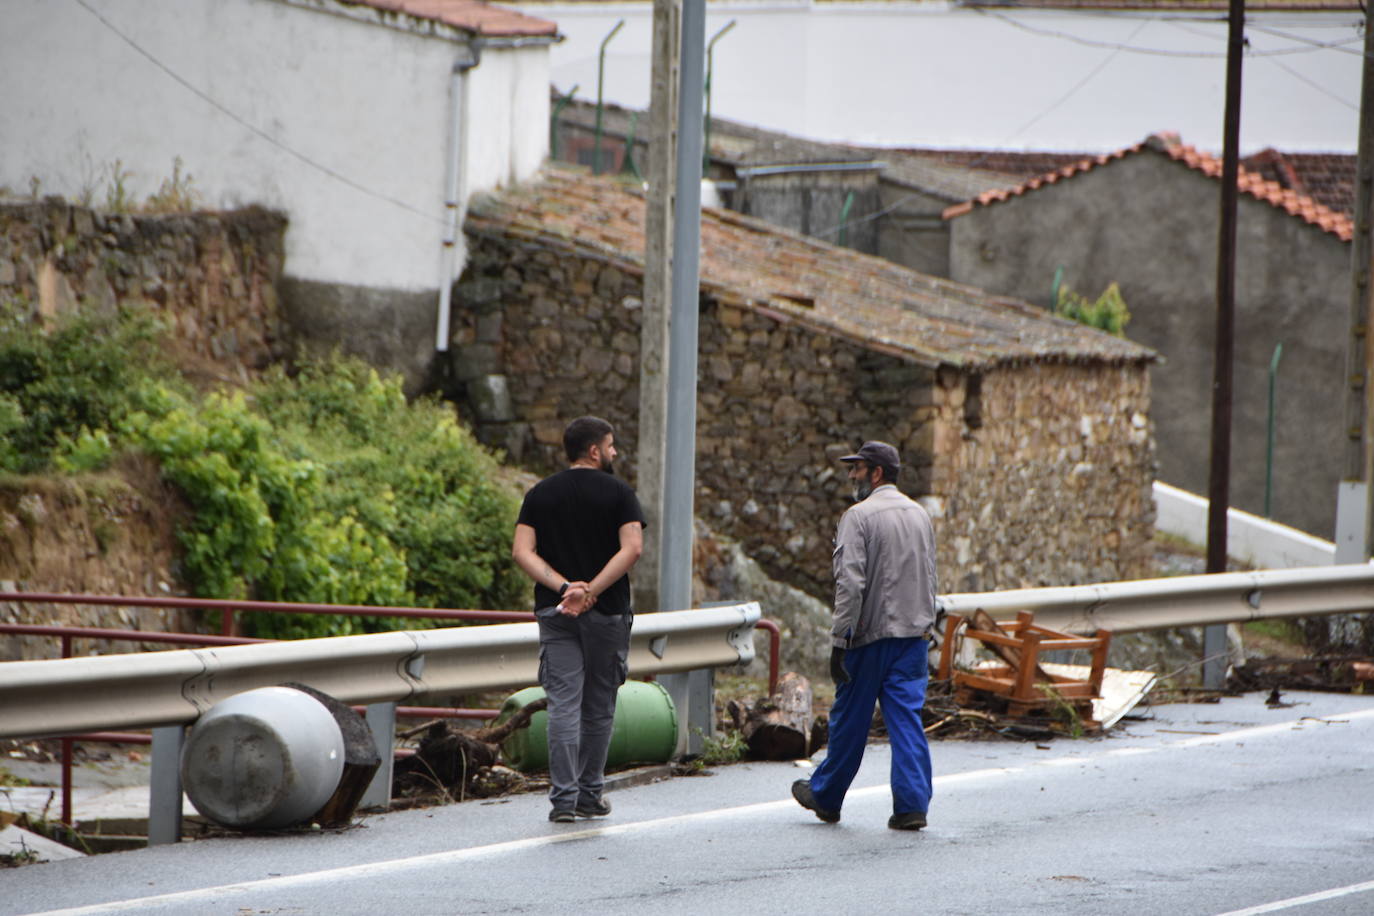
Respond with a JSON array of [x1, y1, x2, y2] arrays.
[[732, 671, 815, 760], [392, 697, 547, 796]]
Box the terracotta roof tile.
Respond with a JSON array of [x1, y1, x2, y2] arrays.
[[1242, 149, 1356, 217], [466, 167, 1156, 371], [944, 133, 1353, 242], [344, 0, 557, 38], [893, 148, 1091, 181]]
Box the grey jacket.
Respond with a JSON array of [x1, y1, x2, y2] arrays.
[[831, 484, 938, 649]]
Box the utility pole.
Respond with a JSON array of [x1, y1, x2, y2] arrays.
[[1202, 0, 1245, 690], [1337, 10, 1374, 568], [638, 0, 681, 616], [640, 0, 708, 753]]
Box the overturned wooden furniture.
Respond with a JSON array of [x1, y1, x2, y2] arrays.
[[936, 610, 1112, 727]]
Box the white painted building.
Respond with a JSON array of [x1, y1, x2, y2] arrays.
[[2, 0, 557, 387], [514, 0, 1361, 153]]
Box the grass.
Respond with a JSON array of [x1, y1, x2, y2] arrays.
[[0, 767, 31, 788]]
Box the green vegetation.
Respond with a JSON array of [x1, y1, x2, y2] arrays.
[[142, 157, 201, 213], [0, 305, 170, 474], [0, 302, 525, 638], [689, 727, 749, 770], [1055, 281, 1130, 336], [0, 766, 32, 788], [65, 157, 201, 214]]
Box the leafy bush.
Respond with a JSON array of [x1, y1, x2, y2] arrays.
[[0, 305, 168, 473], [252, 357, 526, 616], [1, 303, 523, 638], [0, 394, 24, 470], [123, 385, 412, 631], [1055, 282, 1130, 336], [121, 358, 523, 637]]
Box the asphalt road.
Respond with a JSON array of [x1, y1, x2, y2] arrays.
[[4, 689, 1373, 916]]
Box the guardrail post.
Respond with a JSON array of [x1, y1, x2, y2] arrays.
[[148, 725, 185, 846], [361, 702, 397, 810], [686, 668, 713, 752]]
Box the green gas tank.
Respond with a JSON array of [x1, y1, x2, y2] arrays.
[[496, 680, 678, 772]]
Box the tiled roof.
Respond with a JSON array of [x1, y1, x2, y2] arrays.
[[465, 167, 1155, 370], [888, 148, 1090, 183], [875, 154, 1025, 203], [1242, 149, 1356, 217], [556, 97, 875, 169], [345, 0, 557, 38], [943, 133, 1354, 242]]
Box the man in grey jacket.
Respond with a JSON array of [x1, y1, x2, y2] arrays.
[[792, 440, 938, 830]]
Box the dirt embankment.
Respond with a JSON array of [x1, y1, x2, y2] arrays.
[[0, 455, 197, 661]]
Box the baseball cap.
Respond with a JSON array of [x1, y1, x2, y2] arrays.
[[838, 441, 900, 476]]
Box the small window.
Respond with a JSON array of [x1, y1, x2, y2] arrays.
[[965, 374, 983, 429]]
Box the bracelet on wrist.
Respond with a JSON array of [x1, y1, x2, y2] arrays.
[[558, 581, 570, 597]]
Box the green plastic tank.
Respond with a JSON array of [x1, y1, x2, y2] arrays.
[[497, 680, 678, 772]]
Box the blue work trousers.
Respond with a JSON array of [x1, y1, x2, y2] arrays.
[[809, 636, 933, 816]]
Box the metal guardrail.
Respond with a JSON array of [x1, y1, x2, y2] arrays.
[[938, 564, 1374, 636], [0, 602, 762, 740]]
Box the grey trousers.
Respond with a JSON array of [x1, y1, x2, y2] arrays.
[[537, 609, 631, 811]]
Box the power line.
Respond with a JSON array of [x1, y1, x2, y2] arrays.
[[975, 7, 1363, 59], [1263, 55, 1361, 111], [1006, 18, 1149, 142], [72, 0, 444, 226], [1247, 22, 1367, 56]]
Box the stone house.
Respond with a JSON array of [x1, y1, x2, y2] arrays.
[[450, 166, 1157, 599], [944, 133, 1353, 539], [1, 0, 557, 392]]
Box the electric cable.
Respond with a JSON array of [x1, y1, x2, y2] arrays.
[[72, 0, 444, 226], [975, 7, 1362, 58]]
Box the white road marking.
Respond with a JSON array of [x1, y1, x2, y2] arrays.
[[20, 707, 1374, 916], [1213, 878, 1374, 915]]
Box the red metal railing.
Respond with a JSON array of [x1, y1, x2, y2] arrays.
[[1, 591, 781, 826]]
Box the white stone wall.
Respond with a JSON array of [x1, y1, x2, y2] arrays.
[[1, 0, 549, 292]]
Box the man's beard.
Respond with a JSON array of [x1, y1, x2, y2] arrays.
[[851, 478, 873, 502], [600, 455, 616, 475]]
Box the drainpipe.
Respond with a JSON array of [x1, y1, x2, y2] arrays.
[[436, 44, 481, 353], [594, 20, 625, 176]]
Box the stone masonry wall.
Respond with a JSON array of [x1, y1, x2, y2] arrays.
[[932, 362, 1156, 592], [0, 197, 288, 382], [454, 230, 1156, 601], [453, 234, 947, 598]]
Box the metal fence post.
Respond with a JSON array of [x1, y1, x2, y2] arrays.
[[360, 702, 396, 810], [148, 725, 185, 846]]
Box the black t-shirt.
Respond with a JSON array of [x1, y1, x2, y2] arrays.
[[516, 468, 647, 615]]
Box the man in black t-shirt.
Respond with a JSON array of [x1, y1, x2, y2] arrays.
[[512, 416, 646, 824]]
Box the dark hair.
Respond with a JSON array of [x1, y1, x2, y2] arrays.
[[858, 461, 900, 485], [564, 416, 614, 462]]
